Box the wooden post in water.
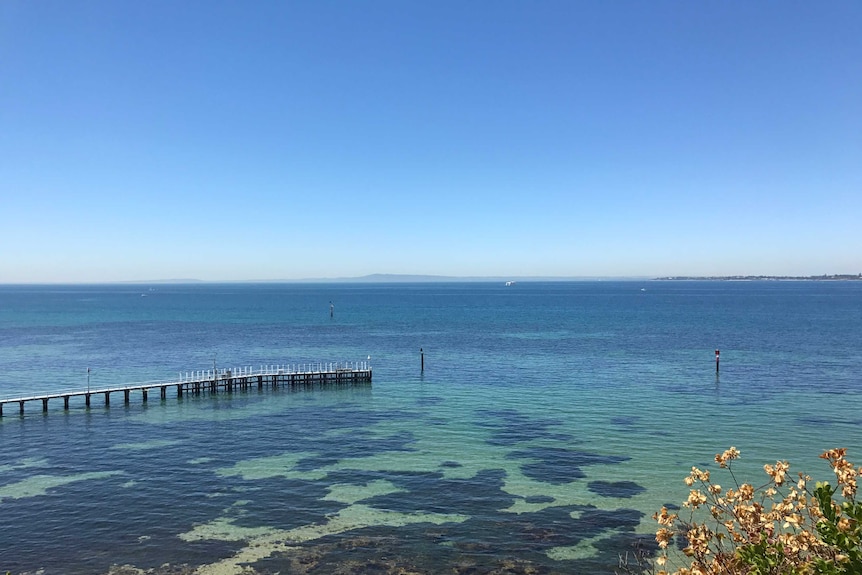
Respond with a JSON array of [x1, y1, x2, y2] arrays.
[[715, 349, 720, 373]]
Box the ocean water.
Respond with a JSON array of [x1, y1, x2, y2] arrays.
[[0, 281, 860, 574]]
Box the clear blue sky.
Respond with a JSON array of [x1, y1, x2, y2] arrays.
[[2, 1, 860, 282]]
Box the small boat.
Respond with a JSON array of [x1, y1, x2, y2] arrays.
[[505, 281, 515, 286]]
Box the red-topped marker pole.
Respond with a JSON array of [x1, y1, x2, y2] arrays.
[[715, 349, 720, 373]]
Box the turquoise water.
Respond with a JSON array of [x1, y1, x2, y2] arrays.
[[1, 281, 861, 574]]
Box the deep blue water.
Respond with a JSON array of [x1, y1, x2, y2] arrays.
[[1, 281, 861, 574]]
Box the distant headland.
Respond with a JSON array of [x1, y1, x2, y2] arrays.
[[655, 274, 862, 281]]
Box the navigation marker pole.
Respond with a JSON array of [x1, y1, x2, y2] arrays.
[[715, 349, 720, 374], [420, 348, 424, 373]]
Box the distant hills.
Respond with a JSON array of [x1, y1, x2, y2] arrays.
[[296, 274, 648, 283]]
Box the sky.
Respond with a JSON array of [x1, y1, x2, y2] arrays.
[[1, 1, 860, 282]]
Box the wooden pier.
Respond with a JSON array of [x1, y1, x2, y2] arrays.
[[0, 362, 371, 417]]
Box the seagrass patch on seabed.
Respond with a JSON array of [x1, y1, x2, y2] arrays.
[[474, 408, 574, 446], [506, 447, 630, 485]]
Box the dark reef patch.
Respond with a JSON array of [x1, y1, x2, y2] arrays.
[[572, 507, 643, 536], [474, 408, 574, 446], [588, 480, 646, 498], [362, 468, 516, 515], [524, 495, 555, 504], [507, 447, 630, 485]]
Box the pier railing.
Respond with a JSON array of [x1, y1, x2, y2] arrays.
[[177, 361, 371, 382], [0, 360, 372, 417]]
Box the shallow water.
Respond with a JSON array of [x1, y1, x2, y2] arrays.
[[1, 281, 861, 574]]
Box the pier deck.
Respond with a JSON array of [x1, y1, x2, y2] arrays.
[[0, 362, 371, 417]]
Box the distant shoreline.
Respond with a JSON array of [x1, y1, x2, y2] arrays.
[[2, 274, 861, 285], [655, 274, 862, 281]]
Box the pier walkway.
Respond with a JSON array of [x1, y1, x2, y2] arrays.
[[0, 361, 371, 417]]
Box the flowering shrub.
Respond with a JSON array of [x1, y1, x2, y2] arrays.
[[653, 447, 862, 575]]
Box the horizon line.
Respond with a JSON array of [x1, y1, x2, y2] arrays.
[[1, 272, 860, 285]]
